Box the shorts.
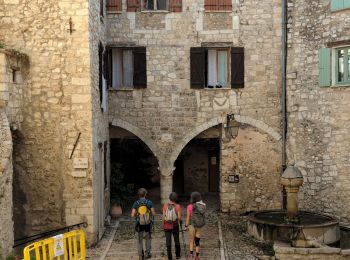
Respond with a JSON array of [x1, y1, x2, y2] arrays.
[[188, 225, 202, 238]]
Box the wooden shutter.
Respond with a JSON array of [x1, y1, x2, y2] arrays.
[[133, 47, 147, 88], [127, 0, 140, 11], [231, 47, 244, 88], [107, 0, 122, 12], [319, 48, 331, 87], [169, 0, 182, 12], [331, 0, 344, 11], [190, 47, 206, 89], [103, 47, 112, 88], [99, 43, 103, 103], [205, 0, 231, 11], [344, 0, 350, 9]]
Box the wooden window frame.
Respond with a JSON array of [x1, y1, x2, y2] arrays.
[[335, 46, 350, 85]]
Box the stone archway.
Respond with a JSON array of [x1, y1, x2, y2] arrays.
[[169, 115, 281, 167], [0, 110, 14, 256], [109, 119, 163, 206]]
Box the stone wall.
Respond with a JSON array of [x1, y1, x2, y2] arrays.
[[287, 0, 350, 222], [107, 0, 283, 209], [0, 0, 106, 242], [0, 110, 13, 257], [274, 242, 350, 260], [221, 125, 282, 213]]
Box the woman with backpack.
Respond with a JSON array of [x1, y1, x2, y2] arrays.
[[162, 192, 182, 260], [184, 192, 206, 260]]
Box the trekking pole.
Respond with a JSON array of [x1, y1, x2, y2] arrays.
[[179, 221, 187, 257]]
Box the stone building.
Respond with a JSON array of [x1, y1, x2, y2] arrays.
[[286, 0, 350, 222], [0, 0, 349, 255]]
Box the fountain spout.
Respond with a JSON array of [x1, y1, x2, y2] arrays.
[[281, 166, 304, 223]]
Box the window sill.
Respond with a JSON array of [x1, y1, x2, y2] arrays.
[[108, 87, 134, 91], [107, 11, 122, 14], [330, 84, 350, 88], [140, 10, 169, 13], [204, 10, 232, 13], [331, 7, 350, 13]]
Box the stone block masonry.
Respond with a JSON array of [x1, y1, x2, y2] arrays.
[[107, 0, 283, 209], [0, 0, 108, 243], [0, 110, 14, 257], [287, 0, 350, 222]]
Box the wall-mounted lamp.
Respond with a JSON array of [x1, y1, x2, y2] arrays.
[[224, 114, 240, 139]]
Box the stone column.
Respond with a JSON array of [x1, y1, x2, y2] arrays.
[[160, 167, 174, 204]]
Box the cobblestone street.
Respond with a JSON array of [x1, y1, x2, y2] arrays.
[[86, 195, 273, 260]]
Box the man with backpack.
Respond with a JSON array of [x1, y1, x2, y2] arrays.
[[184, 192, 206, 260], [162, 192, 182, 260], [131, 188, 156, 260]]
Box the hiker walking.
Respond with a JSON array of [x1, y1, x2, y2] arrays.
[[162, 192, 182, 260], [185, 192, 206, 260], [131, 188, 156, 260]]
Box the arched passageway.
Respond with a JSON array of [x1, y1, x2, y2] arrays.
[[173, 125, 221, 204], [110, 126, 161, 209]]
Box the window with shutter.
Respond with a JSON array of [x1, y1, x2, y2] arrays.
[[107, 0, 122, 12], [204, 0, 232, 11], [108, 47, 147, 89], [331, 0, 350, 11], [190, 46, 244, 89], [231, 47, 244, 88], [169, 0, 182, 12]]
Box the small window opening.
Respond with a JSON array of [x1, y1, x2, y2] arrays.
[[12, 69, 18, 83]]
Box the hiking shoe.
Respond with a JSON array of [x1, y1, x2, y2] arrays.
[[187, 255, 194, 260], [145, 253, 152, 259], [194, 256, 200, 260], [176, 256, 181, 259]]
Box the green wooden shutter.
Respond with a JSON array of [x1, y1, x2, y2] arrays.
[[331, 0, 344, 11], [344, 0, 350, 9], [319, 48, 331, 87]]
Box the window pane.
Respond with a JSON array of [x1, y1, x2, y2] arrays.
[[207, 50, 217, 87], [157, 0, 167, 9], [123, 50, 134, 87], [145, 0, 154, 9], [112, 49, 123, 88], [338, 49, 344, 82], [217, 51, 228, 86]]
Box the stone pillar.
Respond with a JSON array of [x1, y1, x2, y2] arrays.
[[160, 168, 174, 204]]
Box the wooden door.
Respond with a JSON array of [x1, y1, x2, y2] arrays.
[[208, 149, 220, 192]]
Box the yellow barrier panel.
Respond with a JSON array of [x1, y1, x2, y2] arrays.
[[23, 230, 86, 260]]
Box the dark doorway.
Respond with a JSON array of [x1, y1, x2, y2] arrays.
[[173, 138, 220, 196], [110, 137, 160, 208]]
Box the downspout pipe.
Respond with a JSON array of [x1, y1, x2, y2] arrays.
[[281, 0, 288, 209]]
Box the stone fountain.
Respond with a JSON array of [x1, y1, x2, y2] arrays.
[[247, 166, 340, 246]]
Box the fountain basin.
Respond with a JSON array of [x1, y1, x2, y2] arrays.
[[247, 210, 340, 245]]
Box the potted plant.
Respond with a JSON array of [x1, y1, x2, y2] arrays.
[[110, 162, 133, 218]]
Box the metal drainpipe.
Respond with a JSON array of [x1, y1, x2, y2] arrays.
[[281, 0, 288, 209]]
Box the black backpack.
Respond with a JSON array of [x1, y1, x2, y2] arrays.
[[192, 202, 206, 228]]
